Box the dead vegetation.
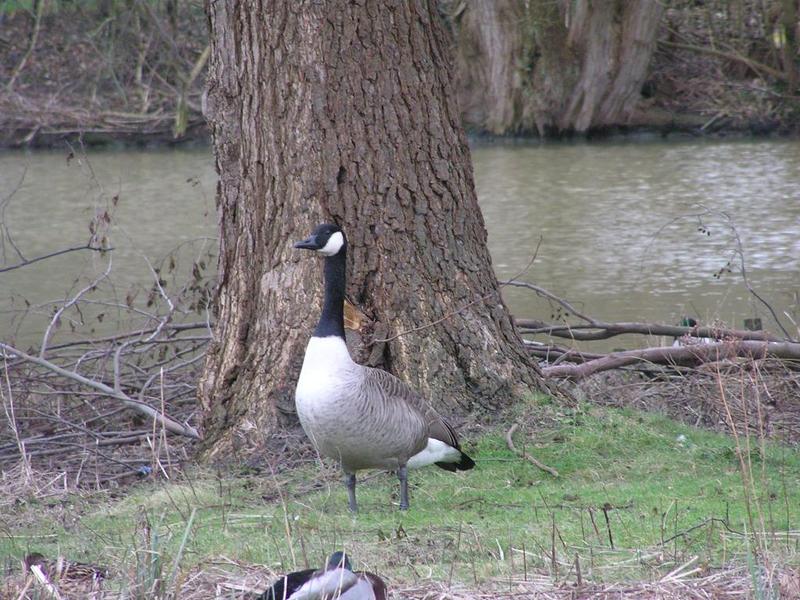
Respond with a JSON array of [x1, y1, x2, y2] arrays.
[[1, 1, 208, 147], [574, 360, 800, 446], [2, 503, 798, 599], [2, 1, 799, 146], [651, 0, 800, 134]]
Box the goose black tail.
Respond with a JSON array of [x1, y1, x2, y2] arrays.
[[435, 450, 475, 472]]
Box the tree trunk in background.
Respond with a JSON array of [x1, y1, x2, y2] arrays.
[[780, 0, 798, 93], [448, 0, 664, 135], [201, 0, 543, 459], [449, 0, 527, 134]]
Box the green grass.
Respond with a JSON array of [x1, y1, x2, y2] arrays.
[[3, 405, 799, 591]]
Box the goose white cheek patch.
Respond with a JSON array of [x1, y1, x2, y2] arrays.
[[318, 231, 344, 256]]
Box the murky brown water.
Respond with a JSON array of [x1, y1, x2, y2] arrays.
[[475, 138, 800, 347], [0, 147, 218, 343], [1, 138, 798, 348]]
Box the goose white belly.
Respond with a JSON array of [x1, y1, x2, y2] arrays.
[[295, 336, 357, 436], [295, 336, 425, 470]]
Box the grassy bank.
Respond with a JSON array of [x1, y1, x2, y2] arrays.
[[3, 403, 799, 597]]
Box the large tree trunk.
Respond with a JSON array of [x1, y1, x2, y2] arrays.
[[201, 0, 543, 458], [448, 0, 664, 135]]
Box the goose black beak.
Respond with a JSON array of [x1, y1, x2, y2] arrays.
[[294, 236, 319, 250]]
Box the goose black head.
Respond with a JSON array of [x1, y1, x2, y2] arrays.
[[294, 223, 346, 257], [325, 551, 353, 572]]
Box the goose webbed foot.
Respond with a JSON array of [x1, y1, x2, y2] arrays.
[[344, 472, 358, 513], [397, 465, 409, 510]]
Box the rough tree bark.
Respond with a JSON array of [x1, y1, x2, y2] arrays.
[[448, 0, 664, 135], [449, 0, 527, 134], [200, 0, 543, 459]]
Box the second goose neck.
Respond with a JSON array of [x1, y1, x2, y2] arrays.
[[313, 249, 346, 339]]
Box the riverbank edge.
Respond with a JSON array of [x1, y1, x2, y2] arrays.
[[1, 108, 794, 152]]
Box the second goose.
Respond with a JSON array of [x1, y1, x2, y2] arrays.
[[294, 223, 474, 512]]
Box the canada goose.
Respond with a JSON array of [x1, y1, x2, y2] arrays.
[[259, 551, 387, 600], [294, 224, 475, 511]]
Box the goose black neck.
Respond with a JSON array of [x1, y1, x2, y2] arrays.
[[313, 249, 346, 339]]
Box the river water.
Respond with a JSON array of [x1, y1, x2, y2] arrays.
[[0, 138, 798, 349]]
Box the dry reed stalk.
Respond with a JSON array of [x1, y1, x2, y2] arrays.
[[1, 355, 32, 486]]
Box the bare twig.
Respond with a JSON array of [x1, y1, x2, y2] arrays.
[[515, 316, 783, 343], [0, 243, 111, 274], [502, 280, 596, 326], [0, 342, 200, 439], [28, 564, 64, 600], [0, 165, 28, 264], [1, 354, 32, 483], [40, 253, 114, 359], [660, 39, 787, 82], [5, 0, 46, 92], [640, 204, 794, 341], [373, 290, 499, 344], [142, 254, 175, 342], [505, 423, 559, 477]]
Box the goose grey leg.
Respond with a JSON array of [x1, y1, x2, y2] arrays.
[[344, 472, 358, 513], [397, 465, 409, 510]]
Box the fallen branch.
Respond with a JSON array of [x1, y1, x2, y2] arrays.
[[0, 342, 200, 439], [541, 340, 800, 380], [515, 317, 784, 343], [524, 341, 604, 364], [503, 280, 595, 325], [510, 206, 796, 344], [505, 423, 559, 477]]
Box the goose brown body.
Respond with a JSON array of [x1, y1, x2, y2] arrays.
[[296, 336, 462, 472]]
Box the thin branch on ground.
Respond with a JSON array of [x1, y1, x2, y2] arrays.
[[505, 423, 559, 477], [515, 314, 784, 343], [1, 341, 200, 439]]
